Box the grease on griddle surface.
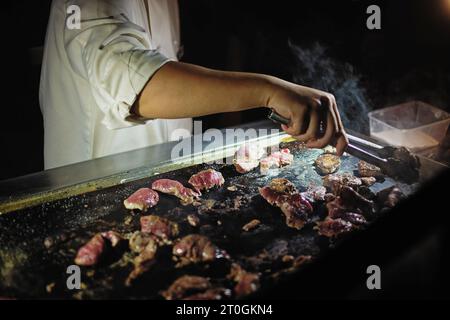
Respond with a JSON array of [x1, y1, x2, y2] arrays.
[[0, 146, 416, 299]]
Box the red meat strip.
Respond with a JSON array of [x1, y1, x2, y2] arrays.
[[227, 263, 260, 298], [100, 231, 124, 247], [259, 178, 312, 230], [316, 218, 354, 238], [233, 143, 265, 173], [259, 148, 293, 175], [123, 188, 159, 211], [74, 234, 105, 266], [161, 275, 212, 300], [126, 237, 158, 286], [152, 179, 200, 205], [74, 231, 125, 266], [140, 215, 179, 243], [172, 234, 228, 267], [188, 169, 225, 192]]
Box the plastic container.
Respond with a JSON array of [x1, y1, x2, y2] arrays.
[[369, 101, 450, 151]]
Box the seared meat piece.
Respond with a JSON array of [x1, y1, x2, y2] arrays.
[[188, 169, 225, 192], [315, 218, 354, 237], [268, 178, 297, 194], [100, 231, 124, 247], [323, 145, 337, 154], [140, 215, 179, 243], [187, 214, 200, 227], [161, 275, 212, 300], [74, 234, 105, 266], [259, 148, 293, 175], [75, 231, 125, 266], [233, 143, 265, 173], [129, 231, 155, 253], [339, 186, 375, 217], [126, 237, 158, 286], [228, 263, 260, 298], [361, 177, 377, 186], [301, 185, 327, 202], [260, 178, 312, 230], [123, 188, 159, 211], [279, 194, 313, 229], [358, 160, 383, 178], [315, 153, 341, 175], [292, 255, 313, 268], [183, 287, 231, 300], [242, 219, 261, 232], [323, 173, 362, 194], [377, 186, 405, 209], [172, 234, 227, 267], [324, 193, 336, 202], [327, 200, 367, 226], [152, 179, 200, 205], [383, 146, 420, 183], [325, 186, 370, 227]]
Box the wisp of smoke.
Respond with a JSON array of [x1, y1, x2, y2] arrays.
[[289, 41, 372, 134]]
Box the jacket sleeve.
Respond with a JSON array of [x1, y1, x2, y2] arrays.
[[63, 0, 171, 129]]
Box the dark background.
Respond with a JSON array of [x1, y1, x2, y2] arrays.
[[1, 0, 449, 180]]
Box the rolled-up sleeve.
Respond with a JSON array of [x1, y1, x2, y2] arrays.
[[64, 10, 170, 129]]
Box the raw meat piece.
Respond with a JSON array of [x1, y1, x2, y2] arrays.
[[152, 179, 200, 205], [123, 188, 159, 211], [188, 169, 225, 192]]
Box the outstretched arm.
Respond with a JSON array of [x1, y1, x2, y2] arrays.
[[133, 61, 348, 155]]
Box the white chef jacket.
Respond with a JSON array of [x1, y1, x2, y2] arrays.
[[40, 0, 193, 169]]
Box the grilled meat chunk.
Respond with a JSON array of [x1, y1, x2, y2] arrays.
[[75, 231, 125, 266], [129, 231, 154, 253], [233, 143, 265, 173], [123, 188, 159, 211], [259, 148, 293, 175], [323, 173, 362, 194], [383, 146, 420, 183], [172, 234, 228, 267], [361, 177, 377, 186], [315, 154, 341, 175], [161, 275, 212, 300], [140, 215, 179, 243], [228, 263, 260, 298], [74, 234, 105, 266], [188, 169, 225, 192], [268, 178, 297, 195], [327, 199, 367, 226], [100, 231, 124, 247], [126, 237, 158, 286], [316, 218, 354, 238], [339, 186, 375, 217], [377, 186, 405, 209], [259, 178, 312, 230], [301, 185, 327, 202], [187, 214, 200, 227], [242, 219, 261, 232], [279, 194, 313, 229], [152, 179, 200, 205], [358, 160, 383, 178]]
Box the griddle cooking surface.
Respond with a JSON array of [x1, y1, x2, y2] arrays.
[[0, 148, 415, 299]]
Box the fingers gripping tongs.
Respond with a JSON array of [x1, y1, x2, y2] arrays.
[[268, 109, 420, 183]]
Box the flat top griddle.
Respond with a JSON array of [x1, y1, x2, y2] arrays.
[[0, 146, 416, 299]]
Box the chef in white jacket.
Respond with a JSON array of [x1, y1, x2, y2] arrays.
[[40, 0, 348, 169]]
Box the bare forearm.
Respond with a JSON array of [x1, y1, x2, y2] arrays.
[[133, 61, 274, 119]]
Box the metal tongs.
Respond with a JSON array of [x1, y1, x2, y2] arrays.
[[268, 109, 420, 182]]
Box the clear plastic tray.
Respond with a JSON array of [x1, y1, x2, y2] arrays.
[[369, 101, 450, 151]]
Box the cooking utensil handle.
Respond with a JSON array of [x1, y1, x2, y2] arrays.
[[346, 143, 387, 168], [268, 110, 290, 125]]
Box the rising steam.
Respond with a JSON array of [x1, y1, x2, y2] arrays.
[[289, 41, 372, 134]]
